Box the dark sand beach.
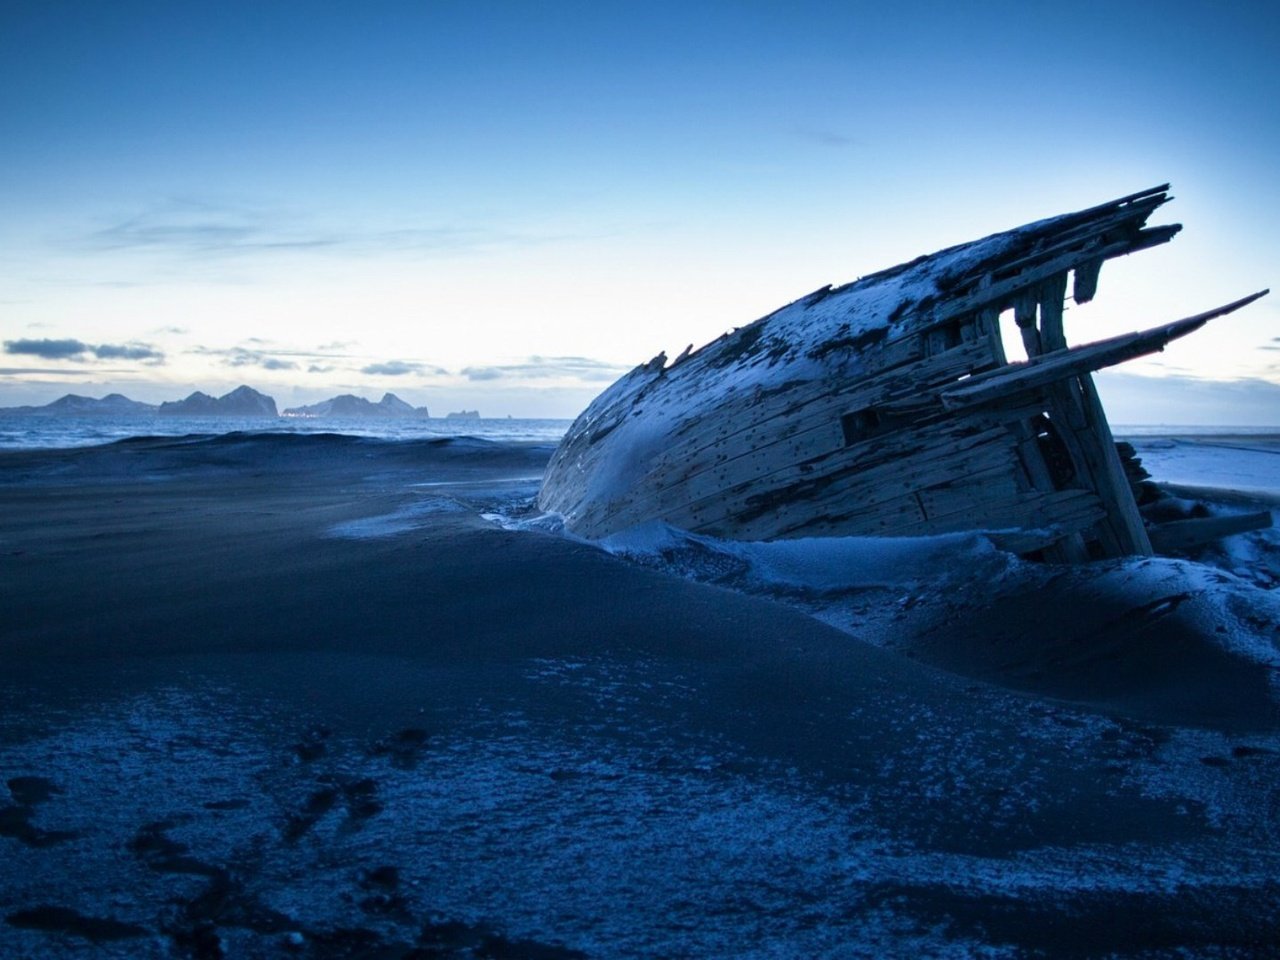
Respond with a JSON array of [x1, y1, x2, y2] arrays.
[[2, 433, 1279, 957]]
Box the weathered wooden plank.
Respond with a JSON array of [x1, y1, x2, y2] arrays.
[[1044, 375, 1151, 556], [940, 292, 1269, 410], [674, 420, 848, 508], [620, 423, 1009, 539], [916, 465, 1021, 520], [1008, 415, 1091, 561], [638, 339, 997, 499], [610, 418, 1009, 539], [538, 185, 1265, 558], [1038, 273, 1069, 353], [1072, 258, 1103, 304], [561, 365, 1053, 543], [767, 197, 1172, 374], [1077, 373, 1153, 553], [735, 489, 929, 540], [1024, 379, 1125, 555], [919, 226, 1180, 333], [1148, 511, 1273, 553], [1065, 183, 1169, 215], [1014, 290, 1038, 329], [650, 197, 1173, 441], [687, 428, 1019, 538], [983, 490, 1111, 554], [977, 306, 1007, 365], [1014, 288, 1041, 357], [875, 488, 1107, 541], [948, 197, 1169, 300], [648, 392, 1054, 539], [624, 338, 928, 483], [958, 487, 1107, 531], [762, 465, 1054, 542], [1011, 422, 1058, 492]]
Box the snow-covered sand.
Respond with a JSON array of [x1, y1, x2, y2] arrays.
[[1, 432, 1277, 957]]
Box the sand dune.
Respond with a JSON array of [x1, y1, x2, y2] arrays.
[[2, 434, 1278, 957]]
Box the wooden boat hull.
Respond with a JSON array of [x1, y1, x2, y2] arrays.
[[539, 187, 1269, 560]]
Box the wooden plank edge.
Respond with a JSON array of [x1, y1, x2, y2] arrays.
[[1148, 511, 1274, 554], [940, 290, 1271, 410]]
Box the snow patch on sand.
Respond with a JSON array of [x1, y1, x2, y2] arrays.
[[327, 497, 467, 539], [599, 522, 1011, 592], [1131, 437, 1280, 501]]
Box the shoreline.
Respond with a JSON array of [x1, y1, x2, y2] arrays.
[[2, 433, 1278, 957]]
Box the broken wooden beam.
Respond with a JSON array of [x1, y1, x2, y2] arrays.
[[1148, 511, 1274, 553], [940, 290, 1270, 410], [1073, 258, 1103, 304], [1038, 273, 1069, 353]]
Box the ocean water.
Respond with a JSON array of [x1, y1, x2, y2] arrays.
[[0, 414, 573, 450], [1111, 424, 1280, 437], [3, 414, 1277, 453]]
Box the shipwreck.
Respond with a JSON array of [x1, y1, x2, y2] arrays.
[[539, 186, 1270, 561]]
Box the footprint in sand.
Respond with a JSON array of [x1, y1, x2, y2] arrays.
[[282, 786, 340, 843], [0, 776, 78, 848], [5, 906, 147, 944], [369, 727, 431, 769], [128, 820, 222, 877]]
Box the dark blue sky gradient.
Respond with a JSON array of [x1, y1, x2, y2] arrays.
[[6, 2, 1274, 203], [1, 1, 1276, 417]]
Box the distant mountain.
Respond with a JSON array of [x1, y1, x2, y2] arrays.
[[157, 385, 278, 417], [282, 392, 429, 418], [445, 409, 480, 420], [0, 393, 158, 416]]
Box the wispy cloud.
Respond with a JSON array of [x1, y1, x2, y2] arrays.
[[92, 343, 165, 361], [4, 338, 165, 363], [361, 360, 447, 377], [4, 338, 89, 359], [80, 199, 543, 260], [461, 355, 629, 382], [191, 341, 435, 376], [86, 210, 334, 255], [217, 346, 362, 361], [0, 367, 93, 376], [192, 345, 299, 371]]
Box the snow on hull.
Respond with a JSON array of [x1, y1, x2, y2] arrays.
[[539, 186, 1269, 562]]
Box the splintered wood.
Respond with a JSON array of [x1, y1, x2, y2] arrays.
[[539, 186, 1270, 561]]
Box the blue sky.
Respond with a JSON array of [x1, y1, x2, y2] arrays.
[[1, 0, 1277, 419]]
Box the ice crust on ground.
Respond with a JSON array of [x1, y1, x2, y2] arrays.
[[504, 436, 1280, 736], [599, 522, 1009, 592], [1128, 437, 1280, 501], [532, 432, 1280, 627], [594, 518, 1278, 665], [327, 497, 468, 538], [4, 664, 1278, 959], [3, 430, 1280, 958]]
